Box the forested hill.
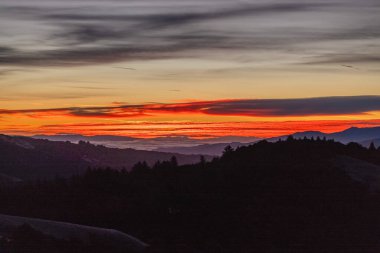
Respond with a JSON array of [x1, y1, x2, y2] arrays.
[[1, 137, 380, 252], [0, 134, 208, 180]]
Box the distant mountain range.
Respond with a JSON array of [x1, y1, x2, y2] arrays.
[[33, 134, 259, 144], [155, 126, 380, 155], [32, 134, 260, 152], [30, 127, 380, 156], [155, 142, 246, 156], [33, 134, 137, 142], [268, 126, 380, 145], [0, 134, 209, 180]]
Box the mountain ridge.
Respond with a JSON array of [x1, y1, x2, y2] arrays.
[[9, 126, 380, 157], [0, 134, 209, 180]]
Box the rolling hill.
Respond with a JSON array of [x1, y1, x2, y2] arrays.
[[0, 134, 208, 180], [158, 127, 380, 155], [155, 141, 247, 156], [1, 138, 380, 252], [0, 213, 148, 252], [268, 126, 380, 144]]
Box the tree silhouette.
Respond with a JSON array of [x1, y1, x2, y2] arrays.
[[0, 138, 380, 252], [199, 155, 206, 167], [222, 145, 234, 157], [286, 135, 295, 141], [369, 142, 376, 151], [170, 156, 178, 167]]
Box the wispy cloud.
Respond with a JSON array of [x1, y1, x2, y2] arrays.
[[1, 96, 380, 118], [303, 55, 380, 65], [4, 119, 380, 139], [57, 85, 115, 90], [1, 1, 379, 68]]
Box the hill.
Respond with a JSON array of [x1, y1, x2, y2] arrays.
[[33, 134, 137, 142], [0, 134, 208, 180], [1, 138, 380, 252], [33, 134, 260, 151], [330, 126, 380, 143], [155, 141, 248, 156], [157, 127, 380, 156], [33, 127, 380, 157], [0, 213, 147, 252], [269, 126, 380, 144]]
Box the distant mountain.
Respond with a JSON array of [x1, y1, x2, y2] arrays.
[[28, 126, 380, 157], [33, 134, 137, 142], [156, 142, 250, 156], [33, 134, 261, 151], [34, 135, 260, 144], [156, 127, 380, 156], [329, 126, 380, 143], [0, 134, 209, 180], [204, 136, 260, 143], [268, 126, 380, 144]]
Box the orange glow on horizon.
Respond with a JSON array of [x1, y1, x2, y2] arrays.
[[1, 97, 380, 138], [2, 119, 380, 139]]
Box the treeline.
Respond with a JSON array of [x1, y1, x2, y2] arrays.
[[1, 137, 380, 252]]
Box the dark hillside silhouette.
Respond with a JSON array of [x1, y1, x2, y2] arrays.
[[1, 137, 380, 252], [0, 134, 209, 180]]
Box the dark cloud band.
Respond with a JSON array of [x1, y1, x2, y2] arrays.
[[1, 96, 380, 118]]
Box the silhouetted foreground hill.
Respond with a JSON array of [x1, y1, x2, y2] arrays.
[[0, 134, 208, 180], [1, 137, 380, 252], [0, 213, 148, 253]]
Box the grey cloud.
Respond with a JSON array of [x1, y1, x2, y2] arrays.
[[53, 25, 129, 44], [0, 47, 17, 55], [303, 55, 380, 65], [46, 3, 327, 27], [1, 96, 380, 118], [201, 96, 380, 116], [59, 86, 114, 90], [0, 44, 199, 67], [0, 1, 379, 68], [48, 3, 327, 45]]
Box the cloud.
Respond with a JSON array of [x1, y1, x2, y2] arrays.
[[57, 85, 114, 90], [303, 55, 380, 65], [1, 96, 380, 118], [45, 3, 325, 27], [4, 119, 380, 139], [1, 1, 379, 68]]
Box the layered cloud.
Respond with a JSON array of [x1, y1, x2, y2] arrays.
[[4, 120, 380, 139], [1, 96, 380, 119], [1, 0, 379, 68]]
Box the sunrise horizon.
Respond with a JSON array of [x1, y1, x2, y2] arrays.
[[1, 95, 380, 138]]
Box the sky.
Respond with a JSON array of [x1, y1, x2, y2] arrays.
[[0, 0, 380, 138]]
